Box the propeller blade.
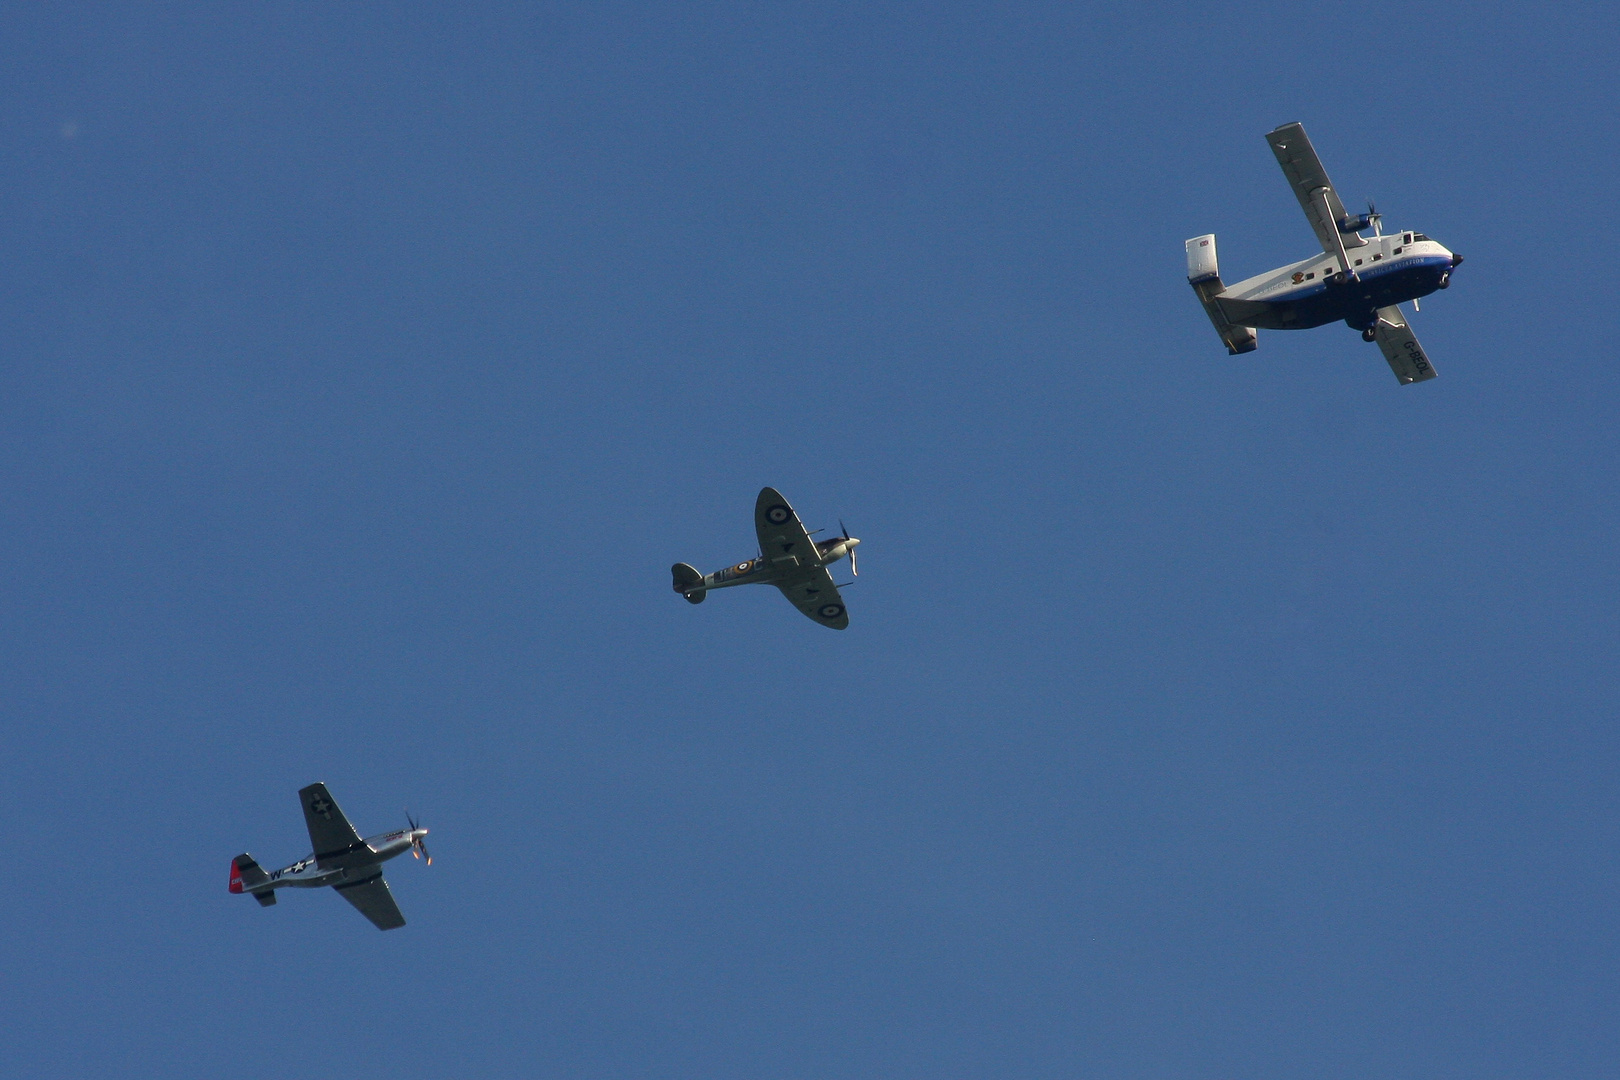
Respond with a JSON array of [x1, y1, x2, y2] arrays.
[[839, 518, 850, 541], [849, 547, 858, 576], [406, 809, 431, 864]]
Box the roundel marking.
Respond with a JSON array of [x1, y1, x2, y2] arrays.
[[818, 603, 845, 620], [735, 562, 753, 574], [765, 504, 792, 525]]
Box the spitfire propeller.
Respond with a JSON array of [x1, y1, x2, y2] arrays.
[[406, 810, 432, 865], [839, 519, 858, 575]]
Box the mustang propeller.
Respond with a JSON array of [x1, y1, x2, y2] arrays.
[[406, 810, 432, 865]]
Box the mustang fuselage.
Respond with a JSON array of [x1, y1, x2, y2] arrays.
[[231, 828, 424, 892]]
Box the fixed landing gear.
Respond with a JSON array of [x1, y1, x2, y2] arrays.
[[1436, 273, 1451, 290], [1362, 327, 1378, 342]]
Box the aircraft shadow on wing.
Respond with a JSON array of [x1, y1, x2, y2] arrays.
[[673, 487, 860, 629], [230, 783, 431, 931], [1185, 122, 1463, 384]]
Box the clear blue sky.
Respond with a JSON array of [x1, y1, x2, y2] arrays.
[[3, 4, 1618, 1077]]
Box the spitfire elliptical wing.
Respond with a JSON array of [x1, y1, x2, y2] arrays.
[[299, 783, 365, 866], [754, 488, 819, 570], [1267, 123, 1368, 259], [1371, 306, 1437, 384], [777, 566, 850, 630], [333, 871, 407, 930]]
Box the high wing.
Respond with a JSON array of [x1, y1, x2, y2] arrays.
[[332, 871, 407, 930], [1371, 306, 1438, 384], [755, 488, 818, 572], [1267, 122, 1368, 256], [299, 783, 364, 866], [776, 565, 850, 630]]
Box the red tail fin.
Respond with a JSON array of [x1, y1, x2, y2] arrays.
[[229, 858, 244, 893]]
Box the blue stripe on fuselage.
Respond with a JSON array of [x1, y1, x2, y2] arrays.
[[1254, 256, 1452, 330]]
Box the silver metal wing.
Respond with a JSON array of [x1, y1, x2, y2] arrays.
[[1371, 306, 1438, 384], [333, 871, 407, 930], [299, 783, 365, 866], [1267, 122, 1368, 257]]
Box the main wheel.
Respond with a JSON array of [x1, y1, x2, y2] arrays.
[[1362, 327, 1378, 342]]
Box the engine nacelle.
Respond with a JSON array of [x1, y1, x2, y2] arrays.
[[1337, 211, 1376, 234]]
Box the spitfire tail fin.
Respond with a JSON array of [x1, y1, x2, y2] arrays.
[[671, 563, 706, 603], [1186, 234, 1258, 355], [230, 853, 276, 905]]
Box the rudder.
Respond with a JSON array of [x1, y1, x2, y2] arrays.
[[230, 853, 276, 905], [1186, 235, 1257, 355]]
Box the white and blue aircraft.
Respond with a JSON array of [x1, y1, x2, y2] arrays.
[[1187, 122, 1463, 384], [229, 783, 430, 930]]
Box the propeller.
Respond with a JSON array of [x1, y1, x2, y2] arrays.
[[839, 519, 858, 576], [406, 810, 432, 865], [1338, 200, 1381, 236]]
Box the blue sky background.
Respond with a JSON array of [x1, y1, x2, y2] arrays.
[[3, 3, 1618, 1077]]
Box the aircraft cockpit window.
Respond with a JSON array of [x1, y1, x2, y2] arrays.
[[1403, 233, 1412, 244], [1412, 233, 1428, 242]]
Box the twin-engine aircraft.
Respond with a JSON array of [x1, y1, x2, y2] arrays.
[[230, 783, 430, 931], [673, 487, 860, 629], [1187, 122, 1463, 384]]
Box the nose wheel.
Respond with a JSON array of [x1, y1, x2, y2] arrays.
[[1362, 326, 1378, 342]]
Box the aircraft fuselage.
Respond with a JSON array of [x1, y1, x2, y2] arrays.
[[695, 536, 857, 593], [259, 829, 419, 890], [1219, 231, 1457, 332]]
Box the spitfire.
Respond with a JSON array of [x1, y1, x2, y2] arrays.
[[673, 487, 860, 629], [1187, 122, 1462, 384], [229, 783, 430, 931]]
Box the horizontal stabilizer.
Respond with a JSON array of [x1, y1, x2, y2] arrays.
[[255, 890, 278, 907], [230, 853, 273, 895], [672, 563, 705, 601]]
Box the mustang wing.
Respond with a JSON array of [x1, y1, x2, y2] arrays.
[[299, 783, 364, 865], [1267, 122, 1367, 255], [754, 488, 818, 572], [776, 565, 850, 630], [1371, 306, 1438, 385], [332, 871, 407, 930]]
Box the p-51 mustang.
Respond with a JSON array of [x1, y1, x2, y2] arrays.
[[673, 487, 860, 629], [229, 783, 430, 931], [1187, 122, 1463, 384]]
